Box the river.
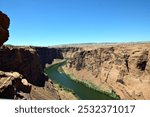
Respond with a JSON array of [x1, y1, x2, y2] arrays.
[[45, 62, 118, 100]]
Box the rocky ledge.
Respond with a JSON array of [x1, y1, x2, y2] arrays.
[[0, 71, 31, 99], [0, 46, 60, 100]]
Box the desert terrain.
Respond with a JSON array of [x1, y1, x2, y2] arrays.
[[1, 11, 150, 100]]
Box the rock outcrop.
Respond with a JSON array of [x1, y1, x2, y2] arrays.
[[0, 46, 60, 99], [0, 46, 45, 86], [0, 70, 31, 99], [0, 11, 10, 46], [63, 43, 150, 99]]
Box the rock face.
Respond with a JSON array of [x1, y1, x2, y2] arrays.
[[0, 46, 60, 99], [64, 44, 150, 99], [1, 42, 150, 100], [35, 47, 63, 68], [0, 11, 10, 46], [34, 46, 82, 68], [0, 46, 45, 86]]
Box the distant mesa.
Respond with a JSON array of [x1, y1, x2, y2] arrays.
[[0, 11, 10, 46]]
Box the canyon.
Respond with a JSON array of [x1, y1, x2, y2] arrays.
[[1, 43, 150, 100], [1, 11, 150, 100], [0, 45, 60, 99], [62, 43, 150, 99]]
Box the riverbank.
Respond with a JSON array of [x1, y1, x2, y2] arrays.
[[45, 61, 120, 100], [61, 65, 120, 99], [53, 83, 79, 100]]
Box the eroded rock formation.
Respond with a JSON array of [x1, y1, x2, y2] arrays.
[[0, 46, 45, 86], [0, 11, 10, 46], [35, 47, 63, 68], [34, 46, 82, 68], [63, 44, 150, 99], [0, 71, 31, 99], [0, 46, 60, 99]]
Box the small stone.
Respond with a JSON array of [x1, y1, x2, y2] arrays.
[[21, 79, 29, 86]]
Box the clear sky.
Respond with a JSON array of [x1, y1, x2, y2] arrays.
[[1, 0, 150, 46]]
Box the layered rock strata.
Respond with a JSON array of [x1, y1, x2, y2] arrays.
[[63, 44, 150, 99]]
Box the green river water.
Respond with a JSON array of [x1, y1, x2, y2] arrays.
[[45, 62, 119, 100]]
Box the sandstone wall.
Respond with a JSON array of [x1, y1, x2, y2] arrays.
[[34, 46, 82, 68], [35, 47, 63, 68], [64, 44, 150, 99]]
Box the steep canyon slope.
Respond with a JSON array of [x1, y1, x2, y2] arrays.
[[63, 44, 150, 99], [0, 45, 60, 99]]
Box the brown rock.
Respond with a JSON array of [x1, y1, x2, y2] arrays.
[[63, 43, 150, 99], [0, 11, 10, 46], [0, 46, 45, 86], [0, 71, 31, 99], [21, 79, 29, 86], [0, 46, 61, 100]]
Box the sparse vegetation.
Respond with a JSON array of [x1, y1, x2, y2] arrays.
[[50, 61, 120, 100], [53, 82, 80, 100], [63, 73, 120, 99]]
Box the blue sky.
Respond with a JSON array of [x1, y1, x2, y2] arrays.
[[1, 0, 150, 46]]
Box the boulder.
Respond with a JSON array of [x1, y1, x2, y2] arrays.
[[0, 71, 31, 99], [0, 11, 10, 46]]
